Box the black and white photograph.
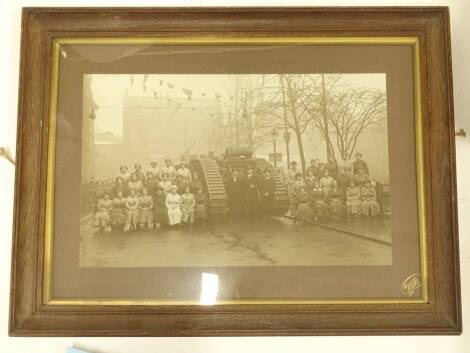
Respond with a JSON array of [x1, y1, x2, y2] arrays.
[[80, 73, 391, 267]]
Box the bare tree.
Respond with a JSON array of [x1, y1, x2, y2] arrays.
[[226, 76, 283, 153], [302, 74, 343, 162], [250, 74, 317, 174], [326, 88, 387, 160], [281, 74, 320, 175]]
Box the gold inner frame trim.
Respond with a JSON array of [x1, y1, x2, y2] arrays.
[[44, 36, 428, 306]]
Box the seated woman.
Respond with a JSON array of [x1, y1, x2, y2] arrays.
[[194, 188, 208, 225], [181, 186, 196, 226], [138, 187, 154, 230], [124, 189, 139, 232], [110, 191, 126, 231], [158, 173, 173, 195], [165, 185, 183, 227], [311, 180, 326, 221], [353, 167, 369, 187], [93, 192, 113, 234], [361, 181, 380, 217], [294, 186, 313, 225], [329, 180, 345, 219], [127, 173, 143, 195], [346, 181, 362, 217]]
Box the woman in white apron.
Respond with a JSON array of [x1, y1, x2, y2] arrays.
[[165, 185, 182, 226]]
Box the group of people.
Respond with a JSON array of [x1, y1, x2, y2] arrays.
[[286, 152, 383, 224], [93, 160, 208, 234], [91, 152, 384, 233], [224, 167, 277, 223]]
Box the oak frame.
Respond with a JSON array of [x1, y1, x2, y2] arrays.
[[9, 7, 461, 336]]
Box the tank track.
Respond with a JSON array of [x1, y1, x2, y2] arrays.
[[189, 157, 228, 217]]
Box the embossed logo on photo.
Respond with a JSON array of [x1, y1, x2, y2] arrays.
[[400, 273, 422, 296]]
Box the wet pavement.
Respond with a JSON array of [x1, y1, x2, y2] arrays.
[[80, 216, 392, 267]]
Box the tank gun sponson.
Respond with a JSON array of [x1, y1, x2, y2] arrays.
[[189, 149, 289, 220]]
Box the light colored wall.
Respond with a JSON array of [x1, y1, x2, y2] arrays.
[[1, 1, 469, 353]]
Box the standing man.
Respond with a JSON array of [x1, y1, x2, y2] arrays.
[[353, 152, 369, 176], [226, 169, 244, 223], [286, 161, 300, 216], [243, 167, 260, 222], [259, 168, 276, 221]]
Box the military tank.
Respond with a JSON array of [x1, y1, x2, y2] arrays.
[[189, 147, 289, 218]]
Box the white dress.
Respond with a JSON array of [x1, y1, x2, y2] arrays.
[[165, 193, 182, 225]]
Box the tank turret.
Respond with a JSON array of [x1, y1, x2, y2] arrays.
[[189, 149, 289, 219]]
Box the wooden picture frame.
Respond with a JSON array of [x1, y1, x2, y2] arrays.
[[9, 7, 461, 336]]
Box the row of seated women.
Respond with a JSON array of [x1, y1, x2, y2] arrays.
[[293, 179, 381, 224], [93, 185, 208, 234]]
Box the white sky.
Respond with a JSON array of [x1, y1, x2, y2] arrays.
[[87, 73, 386, 139]]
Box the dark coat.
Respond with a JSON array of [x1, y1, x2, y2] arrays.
[[226, 177, 245, 206], [259, 176, 276, 198], [353, 159, 369, 175]]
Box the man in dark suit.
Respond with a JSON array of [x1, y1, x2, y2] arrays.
[[259, 168, 276, 221], [243, 167, 260, 222], [226, 169, 244, 223]]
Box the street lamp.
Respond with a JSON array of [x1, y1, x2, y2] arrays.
[[271, 128, 278, 168]]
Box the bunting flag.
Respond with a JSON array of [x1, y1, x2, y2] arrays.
[[125, 75, 276, 109]]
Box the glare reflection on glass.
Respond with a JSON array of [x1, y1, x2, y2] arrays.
[[199, 272, 219, 305]]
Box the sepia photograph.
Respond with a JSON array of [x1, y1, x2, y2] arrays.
[[79, 73, 391, 268]]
